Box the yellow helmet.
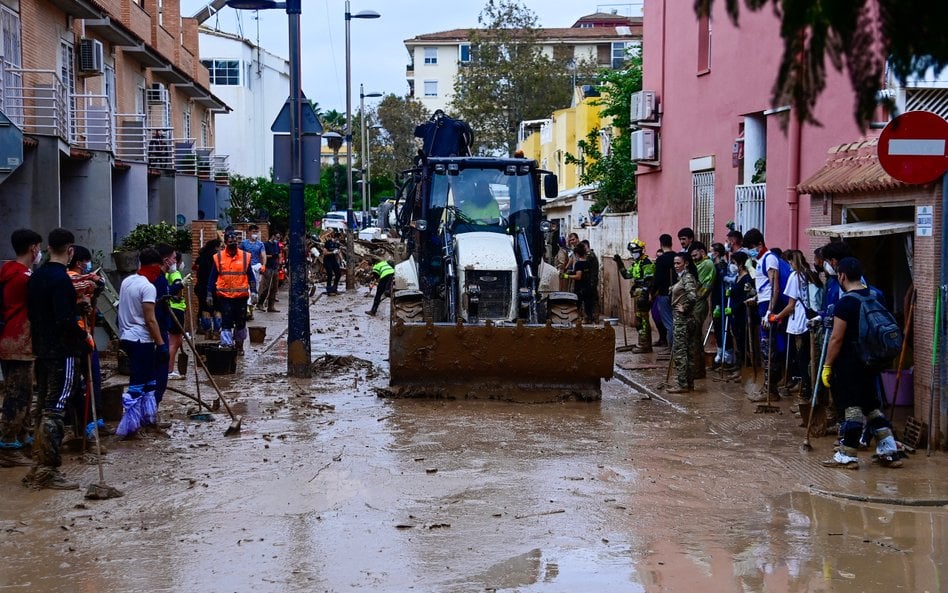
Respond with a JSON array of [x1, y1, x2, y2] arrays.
[[627, 239, 646, 254]]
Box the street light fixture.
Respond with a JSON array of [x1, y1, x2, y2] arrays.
[[226, 0, 311, 377], [359, 85, 382, 229], [345, 1, 380, 288]]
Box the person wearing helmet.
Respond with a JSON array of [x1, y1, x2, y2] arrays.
[[613, 239, 655, 353]]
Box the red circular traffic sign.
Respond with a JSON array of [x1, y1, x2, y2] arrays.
[[878, 110, 948, 185]]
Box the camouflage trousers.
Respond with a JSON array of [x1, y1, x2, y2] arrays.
[[691, 298, 709, 376], [633, 289, 652, 346], [672, 313, 696, 387], [0, 360, 33, 444]]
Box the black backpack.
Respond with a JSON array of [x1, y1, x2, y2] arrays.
[[842, 291, 902, 368]]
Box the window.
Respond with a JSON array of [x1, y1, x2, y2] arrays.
[[104, 65, 116, 109], [201, 59, 241, 85], [611, 42, 632, 69], [423, 80, 437, 97], [459, 43, 471, 63], [697, 13, 711, 73], [0, 5, 22, 123], [60, 40, 75, 138], [183, 106, 191, 140], [692, 171, 715, 246], [423, 47, 438, 65]]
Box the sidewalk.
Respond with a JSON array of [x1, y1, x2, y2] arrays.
[[610, 330, 948, 507]]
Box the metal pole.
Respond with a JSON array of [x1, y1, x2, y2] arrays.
[[286, 0, 310, 377], [939, 171, 948, 451], [360, 84, 367, 230], [344, 0, 356, 289], [367, 125, 374, 225]]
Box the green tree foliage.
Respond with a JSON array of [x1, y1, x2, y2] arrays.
[[227, 174, 328, 233], [450, 0, 596, 155], [375, 94, 428, 175], [696, 0, 948, 128], [564, 54, 643, 213], [320, 109, 346, 132]]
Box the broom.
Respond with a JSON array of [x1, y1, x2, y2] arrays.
[[84, 354, 124, 500]]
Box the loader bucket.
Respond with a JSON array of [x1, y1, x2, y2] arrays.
[[388, 320, 615, 401]]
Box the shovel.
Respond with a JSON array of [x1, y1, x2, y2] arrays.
[[83, 354, 124, 500], [802, 320, 831, 451], [168, 311, 243, 436], [613, 257, 635, 352]]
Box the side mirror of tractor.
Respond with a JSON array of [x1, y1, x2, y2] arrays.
[[543, 174, 558, 199]]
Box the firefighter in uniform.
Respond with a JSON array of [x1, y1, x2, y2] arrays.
[[614, 239, 655, 353]]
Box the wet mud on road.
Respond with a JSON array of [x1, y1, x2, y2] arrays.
[[1, 288, 945, 592]]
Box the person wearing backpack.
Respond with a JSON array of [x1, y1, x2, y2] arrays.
[[820, 257, 902, 469], [742, 228, 790, 401]]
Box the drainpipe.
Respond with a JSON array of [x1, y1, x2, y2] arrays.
[[786, 109, 802, 249]]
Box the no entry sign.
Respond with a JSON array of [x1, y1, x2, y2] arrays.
[[878, 111, 948, 185]]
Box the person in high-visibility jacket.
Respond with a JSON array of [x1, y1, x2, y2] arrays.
[[207, 231, 256, 352], [365, 259, 395, 316], [460, 181, 501, 225]]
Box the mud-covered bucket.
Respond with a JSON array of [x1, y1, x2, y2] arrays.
[[248, 326, 267, 344], [202, 345, 237, 375]]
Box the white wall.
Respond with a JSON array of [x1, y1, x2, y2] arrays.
[[199, 32, 289, 178]]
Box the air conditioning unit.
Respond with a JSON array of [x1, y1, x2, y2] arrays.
[[630, 128, 657, 161], [78, 39, 104, 75], [630, 90, 657, 123]]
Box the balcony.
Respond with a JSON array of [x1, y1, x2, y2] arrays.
[[72, 94, 113, 151], [734, 183, 766, 233], [0, 64, 69, 140]]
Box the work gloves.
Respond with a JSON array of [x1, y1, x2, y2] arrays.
[[821, 365, 832, 388], [249, 292, 258, 306]]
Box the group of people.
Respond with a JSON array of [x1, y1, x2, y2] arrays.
[[618, 225, 904, 469], [0, 223, 292, 491], [555, 232, 600, 323]]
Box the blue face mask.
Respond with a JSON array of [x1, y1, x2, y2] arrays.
[[84, 262, 93, 273]]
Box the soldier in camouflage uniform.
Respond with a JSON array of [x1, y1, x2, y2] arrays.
[[668, 253, 699, 393], [614, 239, 655, 353]]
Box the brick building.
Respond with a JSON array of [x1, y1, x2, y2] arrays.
[[0, 0, 230, 266], [800, 138, 946, 451]]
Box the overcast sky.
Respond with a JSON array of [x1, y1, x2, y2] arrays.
[[181, 0, 642, 111]]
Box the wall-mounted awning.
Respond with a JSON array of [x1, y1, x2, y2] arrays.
[[806, 220, 915, 238]]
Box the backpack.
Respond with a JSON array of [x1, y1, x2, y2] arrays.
[[761, 250, 793, 312], [841, 290, 902, 368]]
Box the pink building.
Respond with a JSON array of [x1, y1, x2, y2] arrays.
[[635, 1, 865, 250]]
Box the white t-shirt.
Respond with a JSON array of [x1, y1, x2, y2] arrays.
[[754, 250, 780, 304], [782, 271, 808, 335], [118, 274, 157, 343]]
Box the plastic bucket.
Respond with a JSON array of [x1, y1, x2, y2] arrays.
[[248, 326, 267, 344], [203, 345, 237, 375], [881, 368, 914, 406]]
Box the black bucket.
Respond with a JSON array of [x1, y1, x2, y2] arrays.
[[202, 345, 237, 375]]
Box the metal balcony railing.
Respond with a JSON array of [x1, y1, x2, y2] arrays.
[[114, 113, 147, 161], [211, 153, 230, 182], [735, 183, 766, 233], [146, 127, 174, 169], [0, 66, 68, 140], [71, 93, 112, 151]]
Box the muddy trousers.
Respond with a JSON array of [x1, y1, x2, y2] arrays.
[[324, 258, 341, 293], [672, 313, 695, 388], [218, 297, 249, 346], [757, 302, 786, 393], [34, 357, 80, 468], [0, 360, 33, 444], [830, 363, 892, 455], [369, 274, 393, 314], [634, 290, 651, 346], [258, 268, 279, 309]]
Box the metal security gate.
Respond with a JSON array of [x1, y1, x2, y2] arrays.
[[692, 171, 715, 246]]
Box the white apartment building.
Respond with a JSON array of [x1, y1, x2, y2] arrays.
[[198, 27, 289, 178], [404, 12, 642, 113]]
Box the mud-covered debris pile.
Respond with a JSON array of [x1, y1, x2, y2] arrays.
[[312, 354, 378, 378]]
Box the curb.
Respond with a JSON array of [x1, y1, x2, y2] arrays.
[[808, 486, 948, 508]]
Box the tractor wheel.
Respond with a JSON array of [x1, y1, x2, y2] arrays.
[[547, 299, 580, 326], [393, 296, 424, 323]]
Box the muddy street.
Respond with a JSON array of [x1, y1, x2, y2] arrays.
[[1, 288, 946, 593]]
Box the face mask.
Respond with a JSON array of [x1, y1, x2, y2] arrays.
[[630, 250, 642, 259], [728, 263, 738, 275], [169, 263, 177, 273], [33, 249, 43, 267], [251, 234, 259, 240], [824, 261, 836, 276], [84, 262, 93, 273]]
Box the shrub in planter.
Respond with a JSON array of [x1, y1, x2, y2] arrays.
[[119, 222, 191, 254]]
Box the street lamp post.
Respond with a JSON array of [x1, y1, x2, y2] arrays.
[[367, 124, 382, 220], [359, 85, 382, 229], [226, 0, 311, 378], [345, 1, 380, 288], [324, 131, 343, 210]]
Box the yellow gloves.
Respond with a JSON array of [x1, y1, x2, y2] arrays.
[[821, 365, 832, 388]]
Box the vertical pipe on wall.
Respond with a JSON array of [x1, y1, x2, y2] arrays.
[[785, 110, 802, 249]]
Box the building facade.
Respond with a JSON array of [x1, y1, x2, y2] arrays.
[[198, 27, 289, 179], [405, 11, 642, 114], [0, 0, 229, 265]]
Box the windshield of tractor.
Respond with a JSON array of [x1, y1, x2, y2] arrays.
[[429, 165, 538, 233]]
